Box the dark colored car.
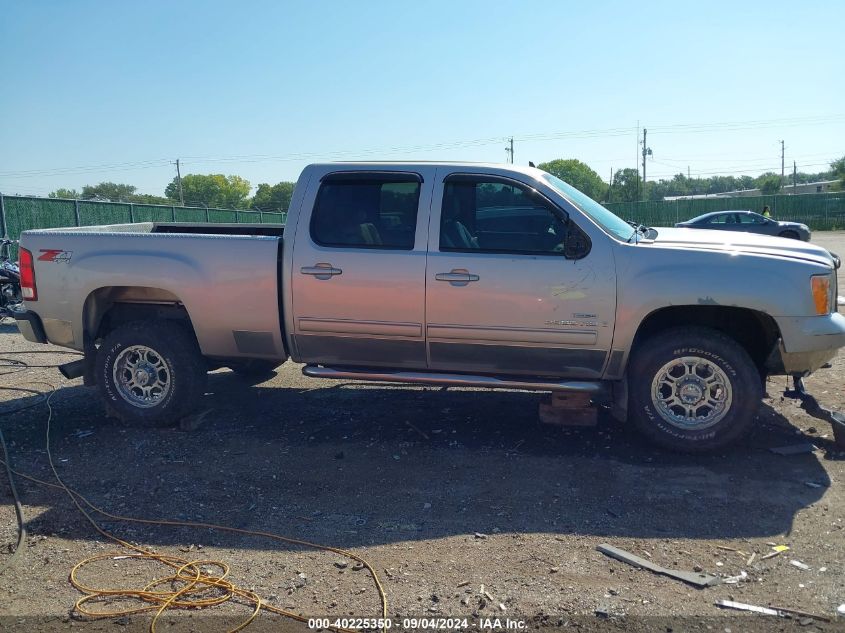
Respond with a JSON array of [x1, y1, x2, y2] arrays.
[[675, 210, 811, 241]]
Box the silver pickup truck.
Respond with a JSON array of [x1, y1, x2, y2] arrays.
[[13, 162, 845, 451]]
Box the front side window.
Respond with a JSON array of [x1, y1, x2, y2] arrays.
[[311, 177, 420, 249], [440, 177, 566, 255], [440, 178, 568, 255]]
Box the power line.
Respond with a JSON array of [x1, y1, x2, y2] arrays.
[[6, 113, 841, 179]]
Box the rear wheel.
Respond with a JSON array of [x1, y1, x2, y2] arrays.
[[628, 327, 761, 452], [779, 230, 799, 240], [96, 320, 206, 426]]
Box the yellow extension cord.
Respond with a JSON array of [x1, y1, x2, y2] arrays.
[[0, 384, 388, 633]]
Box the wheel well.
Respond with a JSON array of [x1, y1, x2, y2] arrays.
[[84, 286, 195, 343], [632, 305, 780, 372]]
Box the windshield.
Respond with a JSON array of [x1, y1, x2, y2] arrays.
[[541, 173, 636, 242]]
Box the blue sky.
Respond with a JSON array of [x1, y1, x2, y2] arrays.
[[1, 0, 843, 197]]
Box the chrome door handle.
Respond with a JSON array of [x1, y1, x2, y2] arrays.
[[301, 263, 342, 279], [435, 269, 479, 286]]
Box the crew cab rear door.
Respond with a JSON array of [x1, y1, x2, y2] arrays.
[[424, 169, 615, 378], [290, 168, 435, 368]]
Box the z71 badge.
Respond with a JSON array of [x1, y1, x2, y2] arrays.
[[38, 249, 73, 263]]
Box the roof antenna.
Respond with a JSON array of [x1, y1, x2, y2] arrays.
[[528, 161, 535, 167]]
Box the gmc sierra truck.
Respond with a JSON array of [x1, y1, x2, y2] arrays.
[[13, 162, 845, 451]]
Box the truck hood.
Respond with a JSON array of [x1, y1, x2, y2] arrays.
[[645, 227, 835, 267]]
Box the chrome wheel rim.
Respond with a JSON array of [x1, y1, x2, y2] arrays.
[[651, 356, 732, 430], [113, 345, 171, 408]]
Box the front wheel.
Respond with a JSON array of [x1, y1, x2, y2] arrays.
[[628, 327, 762, 452], [96, 320, 207, 426], [779, 230, 800, 240]]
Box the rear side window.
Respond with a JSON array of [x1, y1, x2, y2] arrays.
[[310, 177, 420, 250]]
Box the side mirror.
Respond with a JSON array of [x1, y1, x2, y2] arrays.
[[563, 223, 591, 260]]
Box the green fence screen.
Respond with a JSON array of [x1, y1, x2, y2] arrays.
[[604, 192, 845, 230], [2, 192, 844, 250], [0, 195, 287, 244]]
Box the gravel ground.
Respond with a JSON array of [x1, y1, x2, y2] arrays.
[[1, 233, 844, 632]]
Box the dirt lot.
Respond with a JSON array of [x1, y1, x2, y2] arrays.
[[1, 234, 845, 632]]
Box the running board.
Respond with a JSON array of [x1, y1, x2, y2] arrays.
[[301, 365, 606, 394]]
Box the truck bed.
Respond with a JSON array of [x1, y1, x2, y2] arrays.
[[18, 222, 286, 361]]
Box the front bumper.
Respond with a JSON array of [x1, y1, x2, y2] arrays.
[[768, 312, 845, 375], [13, 309, 47, 344]]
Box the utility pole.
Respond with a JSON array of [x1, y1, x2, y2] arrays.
[[780, 140, 785, 188], [504, 137, 514, 164], [173, 159, 185, 206], [793, 160, 797, 194], [636, 121, 640, 202], [641, 128, 652, 201]]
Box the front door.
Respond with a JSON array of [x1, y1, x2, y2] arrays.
[[425, 171, 616, 378], [290, 168, 434, 368]]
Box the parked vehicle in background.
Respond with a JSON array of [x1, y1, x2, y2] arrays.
[[12, 162, 845, 452], [0, 238, 22, 316], [675, 210, 811, 241]]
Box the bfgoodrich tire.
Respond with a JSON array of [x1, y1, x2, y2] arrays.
[[628, 326, 762, 452], [96, 320, 207, 426]]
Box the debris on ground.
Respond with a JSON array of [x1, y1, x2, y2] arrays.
[[790, 560, 811, 571], [769, 443, 817, 455], [723, 570, 748, 584], [768, 605, 831, 622], [596, 543, 720, 588], [715, 600, 782, 616], [761, 545, 791, 560]]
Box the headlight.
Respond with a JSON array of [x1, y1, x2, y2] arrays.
[[811, 275, 831, 314]]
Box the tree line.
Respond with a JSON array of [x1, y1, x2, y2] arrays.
[[47, 156, 844, 211], [538, 156, 844, 203], [49, 176, 296, 212]]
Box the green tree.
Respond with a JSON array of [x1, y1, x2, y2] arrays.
[[166, 174, 251, 208], [48, 188, 80, 199], [757, 173, 783, 195], [251, 181, 295, 211], [831, 156, 845, 190], [537, 159, 607, 200], [81, 182, 138, 201], [608, 168, 641, 203], [131, 193, 173, 205]]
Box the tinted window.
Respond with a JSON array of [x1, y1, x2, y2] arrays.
[[708, 214, 734, 225], [738, 213, 765, 224], [311, 179, 420, 249], [440, 179, 568, 255]]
